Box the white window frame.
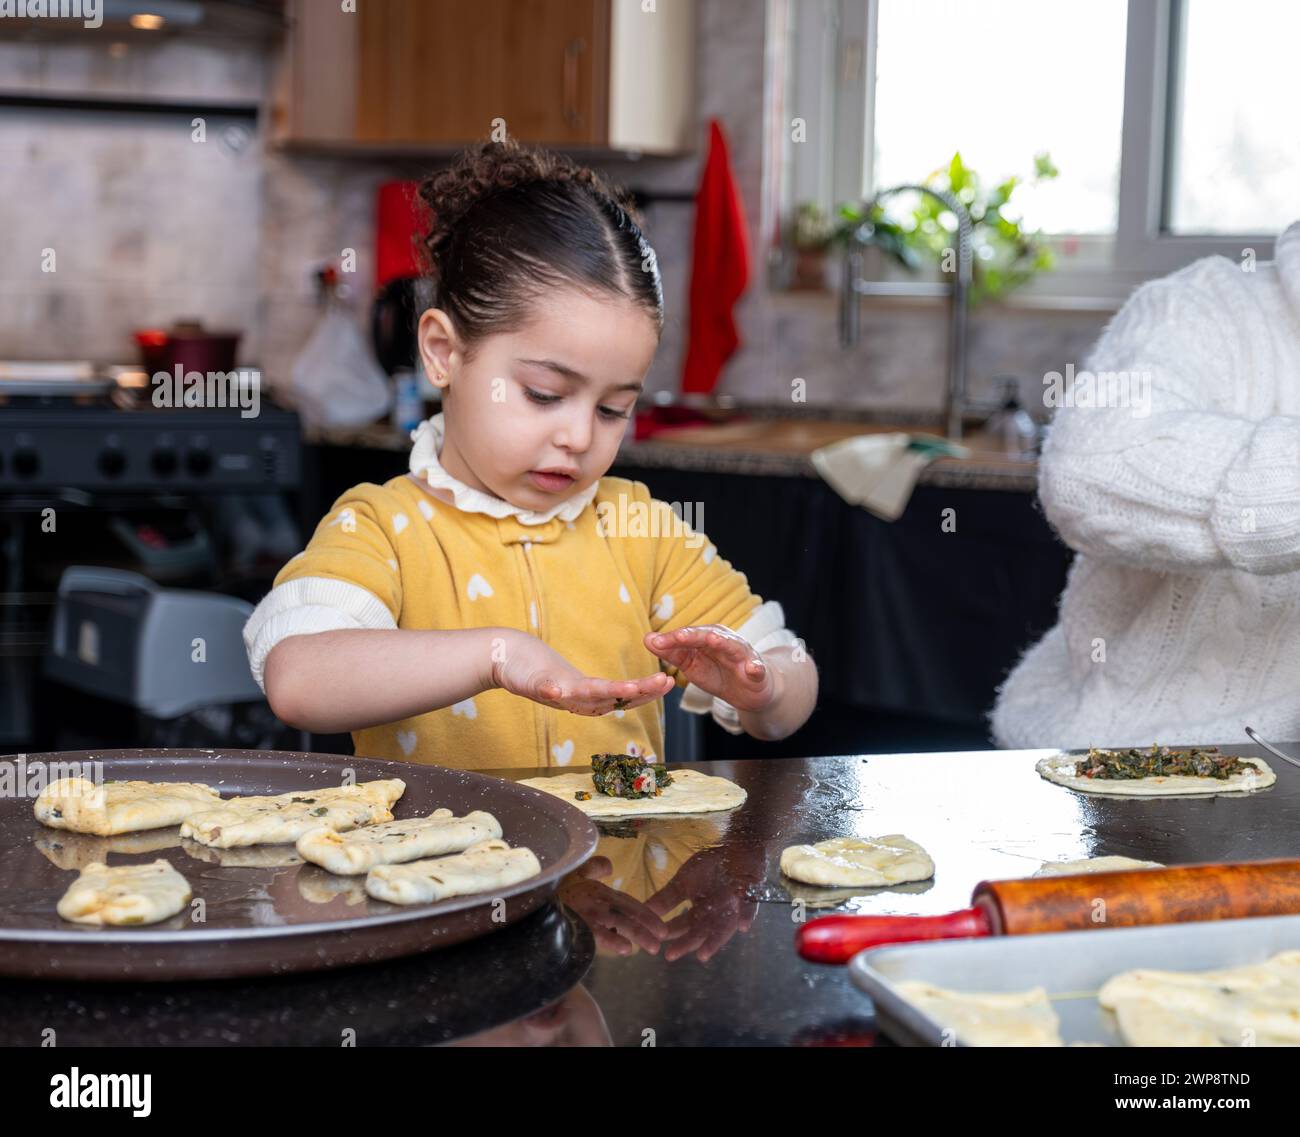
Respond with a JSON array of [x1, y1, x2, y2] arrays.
[[786, 0, 1279, 303], [1116, 0, 1274, 270]]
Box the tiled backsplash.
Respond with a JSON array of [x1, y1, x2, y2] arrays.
[[0, 37, 269, 366], [753, 292, 1111, 417], [0, 108, 265, 364]]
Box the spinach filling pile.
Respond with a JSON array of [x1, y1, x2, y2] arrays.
[[1074, 744, 1253, 781], [586, 753, 673, 799]]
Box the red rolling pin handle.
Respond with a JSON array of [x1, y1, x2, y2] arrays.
[[794, 860, 1300, 964], [796, 906, 993, 964]]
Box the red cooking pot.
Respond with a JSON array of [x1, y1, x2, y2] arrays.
[[134, 320, 242, 377]]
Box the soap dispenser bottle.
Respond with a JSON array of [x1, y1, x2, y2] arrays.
[[986, 376, 1040, 459]]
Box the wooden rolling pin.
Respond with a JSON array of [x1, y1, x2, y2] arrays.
[[796, 859, 1300, 964]]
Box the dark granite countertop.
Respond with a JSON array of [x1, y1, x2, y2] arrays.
[[614, 437, 1037, 491], [5, 746, 1288, 1047], [303, 411, 1041, 493]]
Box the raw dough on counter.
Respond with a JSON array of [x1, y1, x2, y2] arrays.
[[777, 877, 934, 909], [1098, 950, 1300, 1046], [35, 777, 221, 836], [1035, 753, 1275, 796], [1033, 855, 1165, 877], [296, 808, 502, 874], [365, 838, 541, 905], [894, 980, 1064, 1046], [56, 859, 192, 927], [779, 834, 935, 888], [179, 779, 405, 848], [519, 768, 746, 818]]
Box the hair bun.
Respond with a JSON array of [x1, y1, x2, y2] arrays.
[[419, 137, 643, 274]]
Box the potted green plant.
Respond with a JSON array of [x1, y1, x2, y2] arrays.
[[833, 152, 1059, 304], [789, 201, 837, 290]]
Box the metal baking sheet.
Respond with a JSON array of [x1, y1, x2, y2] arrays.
[[849, 913, 1300, 1046], [0, 748, 598, 981]]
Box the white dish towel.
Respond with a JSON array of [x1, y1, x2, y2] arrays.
[[811, 432, 969, 521]]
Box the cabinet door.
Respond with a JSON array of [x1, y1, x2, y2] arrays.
[[357, 0, 609, 146]]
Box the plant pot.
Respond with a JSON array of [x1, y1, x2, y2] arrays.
[[790, 247, 830, 291]]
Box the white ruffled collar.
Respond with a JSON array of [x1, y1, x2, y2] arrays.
[[409, 412, 599, 526]]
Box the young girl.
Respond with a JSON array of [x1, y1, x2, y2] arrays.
[[244, 138, 817, 770]]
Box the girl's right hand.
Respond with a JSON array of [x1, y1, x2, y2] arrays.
[[490, 630, 675, 716]]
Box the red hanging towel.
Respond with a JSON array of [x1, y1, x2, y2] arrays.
[[681, 119, 752, 395], [374, 180, 428, 290]]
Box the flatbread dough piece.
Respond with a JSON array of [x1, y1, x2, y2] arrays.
[[365, 838, 542, 905], [894, 980, 1064, 1046], [296, 808, 502, 875], [56, 859, 192, 927], [1111, 1000, 1228, 1048], [1099, 950, 1300, 1046], [1036, 752, 1275, 796], [34, 777, 221, 836], [780, 834, 935, 887], [519, 768, 746, 818], [1033, 855, 1164, 877], [179, 779, 405, 848]]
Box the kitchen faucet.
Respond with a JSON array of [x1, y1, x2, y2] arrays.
[[839, 184, 973, 442]]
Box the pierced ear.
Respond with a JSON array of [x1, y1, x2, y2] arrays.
[[417, 308, 457, 387]]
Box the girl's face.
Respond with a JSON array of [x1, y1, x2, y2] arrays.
[[417, 287, 659, 511]]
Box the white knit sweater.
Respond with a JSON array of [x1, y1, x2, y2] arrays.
[[991, 221, 1300, 749]]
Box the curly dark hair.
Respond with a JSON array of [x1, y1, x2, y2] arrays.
[[417, 136, 664, 360]]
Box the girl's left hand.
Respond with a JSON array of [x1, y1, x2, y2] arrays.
[[643, 625, 779, 713]]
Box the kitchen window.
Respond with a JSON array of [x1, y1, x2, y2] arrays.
[[1162, 0, 1300, 236], [780, 0, 1296, 300], [870, 0, 1127, 238]]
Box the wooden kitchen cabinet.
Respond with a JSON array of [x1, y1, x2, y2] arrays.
[[274, 0, 695, 155], [357, 0, 607, 146]]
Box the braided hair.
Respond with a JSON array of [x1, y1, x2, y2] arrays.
[[417, 136, 664, 361]]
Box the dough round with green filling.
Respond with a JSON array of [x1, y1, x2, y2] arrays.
[[520, 768, 745, 818], [1036, 752, 1274, 796]]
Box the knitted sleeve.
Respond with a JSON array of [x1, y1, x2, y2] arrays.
[[242, 485, 404, 691], [1039, 262, 1300, 575]]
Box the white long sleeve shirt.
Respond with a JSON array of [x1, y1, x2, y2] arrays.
[[991, 220, 1300, 749]]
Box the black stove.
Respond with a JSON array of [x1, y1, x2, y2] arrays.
[[0, 392, 301, 494], [0, 372, 306, 751]]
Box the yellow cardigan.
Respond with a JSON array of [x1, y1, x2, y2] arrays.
[[268, 473, 763, 770]]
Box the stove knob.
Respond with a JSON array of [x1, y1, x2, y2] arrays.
[[151, 447, 178, 477], [97, 448, 127, 478], [13, 448, 39, 478], [185, 446, 213, 476]]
